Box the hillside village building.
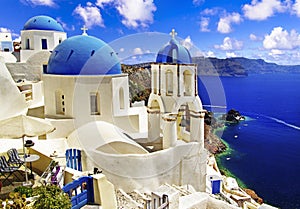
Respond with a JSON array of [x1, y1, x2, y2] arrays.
[[0, 15, 276, 209]]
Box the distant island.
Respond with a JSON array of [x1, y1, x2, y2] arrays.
[[194, 57, 300, 76]]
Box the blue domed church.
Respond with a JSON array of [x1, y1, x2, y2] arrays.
[[20, 15, 67, 62], [43, 32, 147, 135]]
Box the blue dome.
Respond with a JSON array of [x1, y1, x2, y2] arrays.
[[156, 38, 192, 64], [46, 35, 121, 75], [23, 15, 64, 32]]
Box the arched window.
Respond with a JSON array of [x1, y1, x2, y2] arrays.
[[166, 70, 173, 96], [55, 90, 65, 115], [183, 70, 192, 96], [119, 88, 125, 110]]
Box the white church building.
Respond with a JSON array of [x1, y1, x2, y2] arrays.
[[1, 14, 208, 195]]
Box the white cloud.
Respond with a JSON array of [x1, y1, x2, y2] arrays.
[[226, 52, 237, 58], [181, 36, 194, 50], [292, 0, 300, 16], [0, 28, 11, 33], [217, 12, 242, 33], [119, 48, 125, 52], [214, 37, 243, 50], [193, 0, 204, 6], [21, 0, 56, 7], [96, 0, 113, 8], [133, 47, 143, 55], [269, 49, 284, 55], [13, 37, 21, 42], [263, 27, 300, 49], [201, 8, 219, 16], [249, 33, 262, 41], [96, 0, 156, 28], [206, 51, 216, 57], [73, 2, 104, 28], [200, 17, 210, 32], [242, 0, 288, 20], [56, 17, 75, 31]]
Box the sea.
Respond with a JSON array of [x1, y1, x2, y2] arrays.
[[197, 73, 300, 209]]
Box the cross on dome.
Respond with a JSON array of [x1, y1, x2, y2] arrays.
[[170, 29, 177, 39], [81, 25, 88, 36]]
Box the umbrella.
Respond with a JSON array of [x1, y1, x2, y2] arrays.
[[0, 114, 55, 185]]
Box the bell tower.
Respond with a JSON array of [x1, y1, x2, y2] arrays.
[[147, 29, 206, 149]]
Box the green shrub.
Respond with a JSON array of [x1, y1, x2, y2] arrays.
[[13, 186, 33, 198], [32, 185, 71, 209]]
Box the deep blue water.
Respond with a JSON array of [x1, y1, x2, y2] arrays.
[[198, 73, 300, 209]]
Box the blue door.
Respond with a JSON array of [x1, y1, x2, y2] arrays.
[[212, 180, 221, 194]]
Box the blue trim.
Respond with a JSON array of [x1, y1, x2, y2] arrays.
[[62, 176, 94, 209]]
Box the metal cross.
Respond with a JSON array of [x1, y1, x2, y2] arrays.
[[170, 29, 177, 39], [81, 25, 88, 35]]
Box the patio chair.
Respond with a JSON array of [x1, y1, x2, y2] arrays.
[[0, 155, 22, 185], [7, 148, 24, 168]]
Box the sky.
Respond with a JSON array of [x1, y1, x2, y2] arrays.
[[1, 0, 300, 65]]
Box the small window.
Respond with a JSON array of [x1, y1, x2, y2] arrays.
[[166, 70, 173, 96], [90, 92, 100, 115], [55, 90, 65, 115], [119, 88, 125, 110], [43, 65, 47, 73], [183, 70, 193, 96], [25, 38, 30, 49], [153, 71, 158, 94], [41, 39, 48, 50]]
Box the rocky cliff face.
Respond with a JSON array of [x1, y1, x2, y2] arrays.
[[122, 64, 151, 104]]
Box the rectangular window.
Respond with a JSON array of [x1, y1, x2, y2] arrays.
[[153, 71, 157, 94], [90, 92, 100, 115], [41, 39, 48, 49], [166, 70, 173, 96], [55, 91, 65, 115], [43, 65, 47, 73], [25, 39, 30, 49]]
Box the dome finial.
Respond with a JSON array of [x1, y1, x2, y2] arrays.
[[170, 28, 177, 39], [81, 25, 88, 36]]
